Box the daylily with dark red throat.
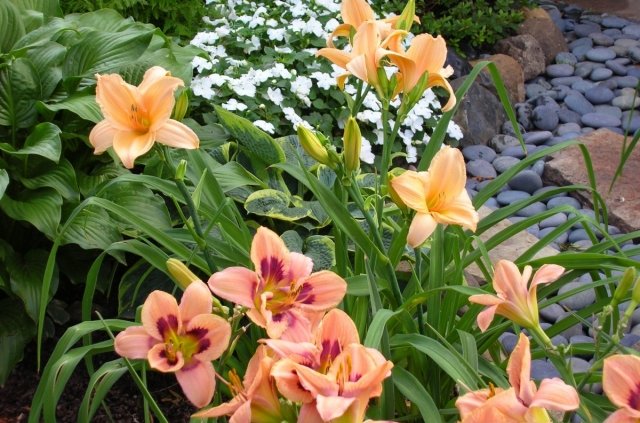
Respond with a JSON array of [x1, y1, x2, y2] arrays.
[[90, 66, 199, 168], [456, 334, 579, 422], [389, 146, 478, 247], [208, 227, 347, 342], [192, 345, 285, 422], [469, 260, 565, 332], [603, 354, 640, 422], [114, 280, 231, 408]]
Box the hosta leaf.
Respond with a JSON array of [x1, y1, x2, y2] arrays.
[[9, 0, 61, 17], [28, 41, 65, 99], [0, 188, 61, 238], [19, 158, 78, 201], [0, 0, 25, 53], [281, 230, 303, 253], [0, 169, 8, 199], [62, 27, 153, 79], [76, 164, 127, 197], [211, 162, 266, 193], [38, 94, 102, 123], [244, 189, 290, 216], [0, 122, 61, 162], [304, 235, 335, 271], [0, 57, 39, 129], [102, 181, 172, 231], [61, 205, 121, 251], [215, 105, 285, 165], [0, 298, 35, 385], [8, 249, 58, 322]]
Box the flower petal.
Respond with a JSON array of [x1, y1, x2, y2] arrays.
[[529, 264, 565, 290], [604, 409, 640, 423], [229, 400, 252, 423], [604, 354, 640, 410], [426, 146, 466, 203], [406, 34, 447, 86], [296, 270, 347, 311], [141, 290, 180, 341], [297, 403, 326, 423], [289, 252, 313, 283], [530, 378, 580, 411], [271, 359, 316, 403], [111, 130, 155, 168], [469, 294, 502, 307], [507, 334, 534, 405], [492, 260, 529, 307], [94, 73, 139, 131], [315, 395, 357, 422], [140, 72, 184, 131], [316, 47, 353, 70], [455, 389, 494, 418], [251, 227, 289, 286], [154, 119, 200, 150], [114, 326, 156, 359], [430, 191, 478, 231], [176, 360, 216, 408], [341, 0, 375, 28], [389, 170, 429, 213], [187, 313, 231, 362], [407, 212, 438, 248], [208, 267, 259, 308], [88, 120, 116, 154], [316, 309, 360, 365], [193, 396, 245, 418], [147, 343, 184, 372], [267, 308, 313, 342], [179, 280, 212, 325], [427, 72, 457, 112], [475, 305, 498, 332]]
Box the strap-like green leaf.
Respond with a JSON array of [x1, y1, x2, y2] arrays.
[[392, 367, 443, 423]]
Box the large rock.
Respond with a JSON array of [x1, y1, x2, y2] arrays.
[[495, 34, 546, 80], [471, 54, 525, 105], [517, 8, 569, 65], [465, 206, 559, 285], [544, 129, 640, 232], [451, 76, 507, 147]]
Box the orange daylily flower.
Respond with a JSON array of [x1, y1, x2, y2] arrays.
[[317, 21, 405, 91], [456, 334, 579, 422], [192, 345, 283, 422], [469, 260, 565, 332], [389, 146, 478, 247], [90, 66, 199, 168], [603, 354, 640, 422], [387, 33, 457, 111], [114, 281, 231, 408], [208, 227, 347, 342]]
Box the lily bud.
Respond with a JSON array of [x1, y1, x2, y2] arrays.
[[298, 125, 331, 166], [396, 0, 416, 31], [173, 90, 189, 122], [631, 270, 640, 305], [166, 258, 200, 290], [388, 168, 408, 211], [175, 159, 187, 182], [614, 267, 637, 305], [343, 116, 361, 173]]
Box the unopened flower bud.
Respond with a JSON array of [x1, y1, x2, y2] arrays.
[[298, 125, 332, 167], [631, 270, 640, 305], [388, 168, 408, 211], [175, 159, 187, 181], [173, 90, 189, 121], [343, 116, 361, 173], [614, 267, 637, 305], [166, 258, 200, 290], [396, 0, 417, 31]]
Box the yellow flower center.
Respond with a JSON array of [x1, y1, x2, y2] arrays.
[[164, 330, 201, 364], [129, 103, 151, 132]]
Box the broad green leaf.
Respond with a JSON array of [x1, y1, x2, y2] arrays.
[[27, 41, 65, 98], [0, 0, 25, 53], [0, 57, 38, 129], [61, 205, 121, 250], [211, 161, 267, 192], [8, 249, 58, 322], [76, 163, 127, 197], [281, 230, 303, 252], [392, 367, 443, 423], [9, 0, 60, 16], [0, 188, 61, 238], [304, 235, 335, 271], [215, 105, 285, 164], [0, 122, 61, 161], [102, 181, 172, 231], [62, 27, 153, 79], [19, 158, 78, 201], [244, 189, 310, 221], [38, 94, 102, 123], [0, 169, 8, 198], [0, 298, 35, 385]]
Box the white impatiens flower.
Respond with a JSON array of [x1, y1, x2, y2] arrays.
[[274, 46, 293, 54], [325, 18, 340, 32], [360, 136, 375, 164], [291, 76, 313, 106], [310, 72, 335, 90], [447, 122, 464, 140], [267, 87, 284, 106], [254, 120, 276, 134], [305, 17, 326, 37], [192, 56, 213, 73], [223, 98, 248, 111], [191, 77, 216, 100], [267, 27, 286, 41], [282, 107, 311, 130], [270, 63, 292, 80], [229, 77, 256, 97], [356, 110, 381, 124]]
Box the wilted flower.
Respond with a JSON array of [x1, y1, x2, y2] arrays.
[[90, 66, 199, 168], [389, 146, 478, 247], [114, 281, 231, 407], [208, 227, 347, 341], [456, 334, 579, 422], [469, 260, 565, 332]]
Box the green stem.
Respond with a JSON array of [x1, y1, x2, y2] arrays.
[[414, 248, 426, 335]]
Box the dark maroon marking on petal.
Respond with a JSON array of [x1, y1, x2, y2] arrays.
[[159, 347, 178, 366], [261, 257, 285, 284], [296, 282, 315, 305], [628, 384, 640, 410], [349, 373, 362, 383], [272, 313, 284, 322], [187, 327, 212, 354], [156, 314, 179, 338], [320, 340, 342, 363]]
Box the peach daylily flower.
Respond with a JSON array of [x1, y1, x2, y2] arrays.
[[114, 281, 231, 407], [387, 33, 457, 111], [90, 66, 199, 168], [603, 354, 640, 422], [192, 345, 283, 422], [469, 260, 565, 332], [317, 21, 403, 91], [208, 227, 347, 342], [389, 146, 479, 248], [456, 334, 579, 423]]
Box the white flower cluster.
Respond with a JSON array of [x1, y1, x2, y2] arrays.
[[192, 0, 463, 161]]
